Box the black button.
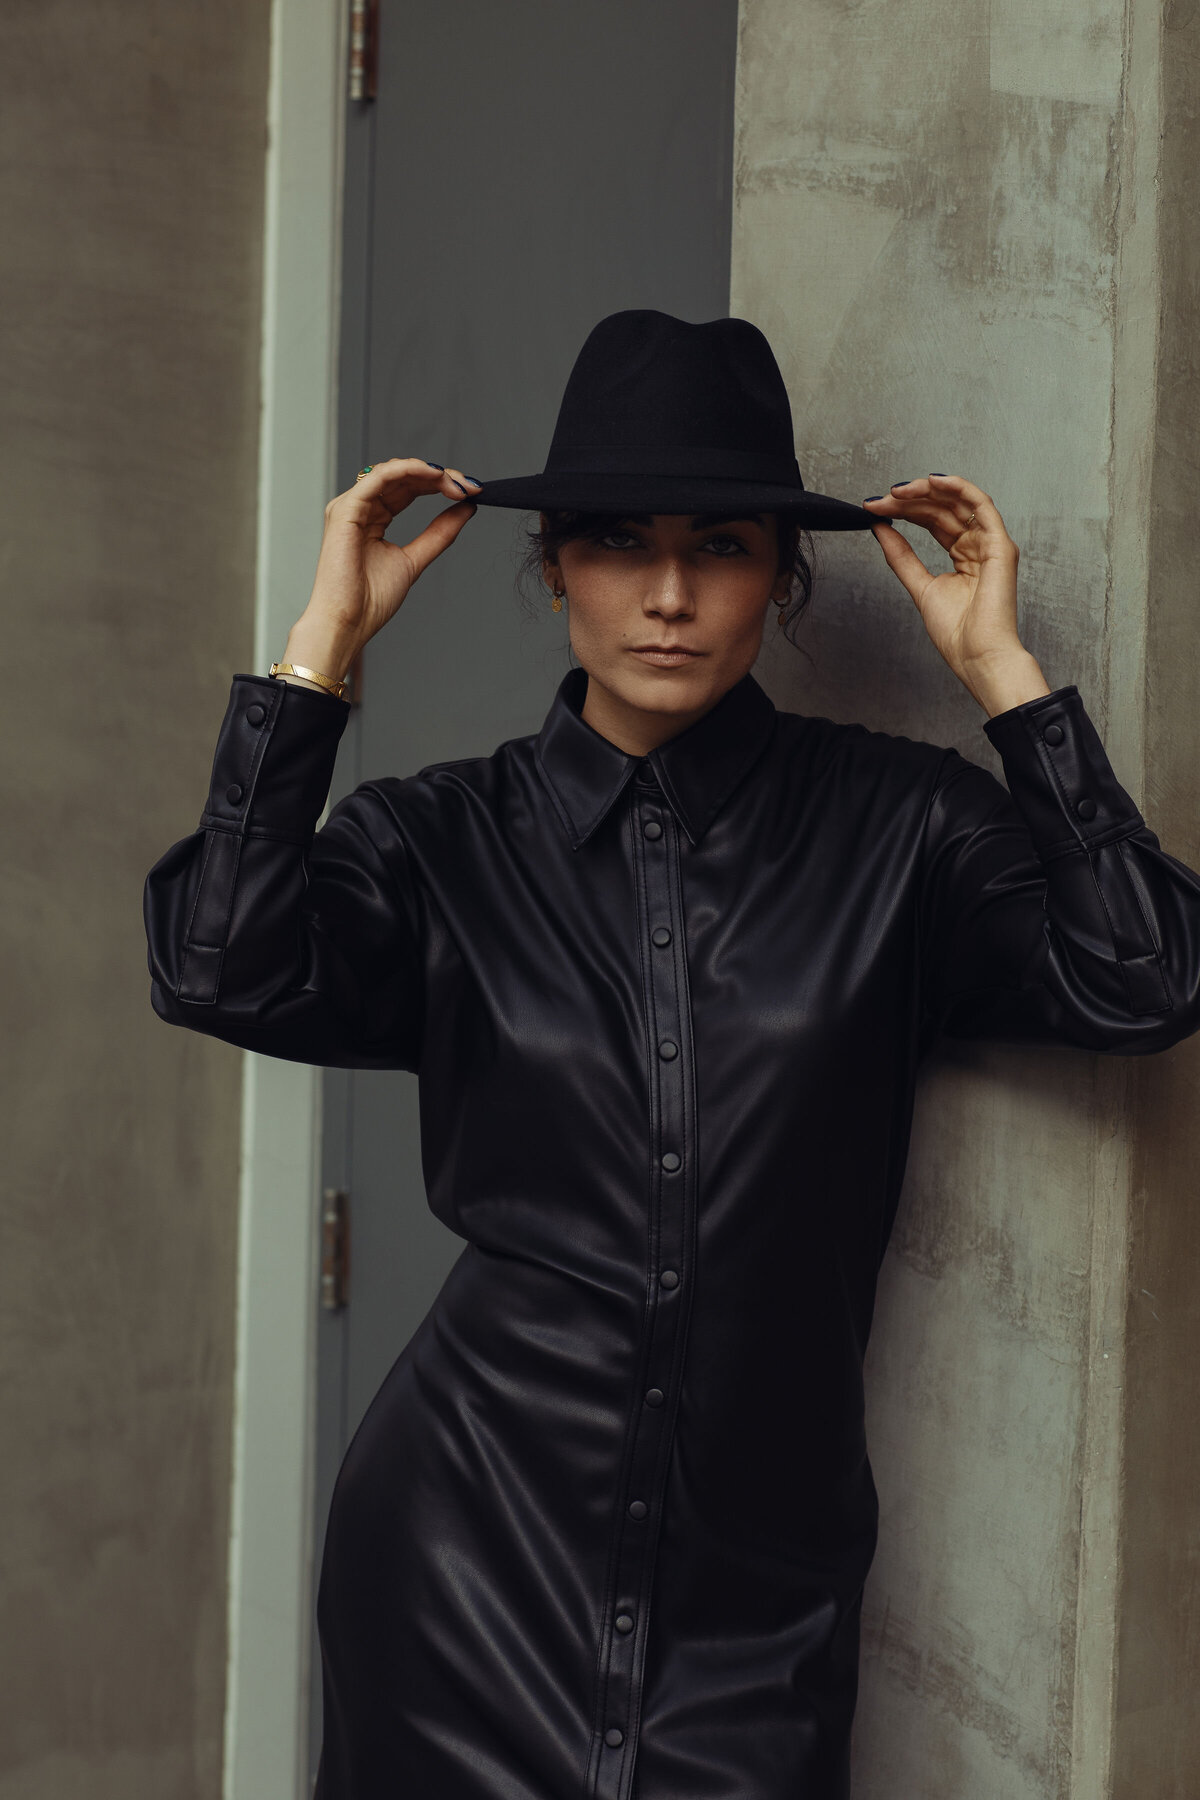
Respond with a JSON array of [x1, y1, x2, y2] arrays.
[[628, 1499, 648, 1520], [226, 783, 244, 805], [604, 1727, 624, 1748], [615, 1613, 635, 1635], [245, 704, 266, 727], [645, 1387, 664, 1408], [1043, 722, 1064, 746], [642, 818, 663, 840], [661, 1151, 682, 1173], [659, 1269, 679, 1290], [651, 926, 672, 948], [658, 1040, 678, 1061], [1076, 797, 1097, 820]]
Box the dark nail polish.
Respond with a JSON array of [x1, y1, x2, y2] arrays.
[[929, 472, 947, 477], [863, 495, 884, 503], [450, 477, 470, 494], [423, 459, 445, 470], [466, 475, 484, 485], [890, 479, 913, 489]]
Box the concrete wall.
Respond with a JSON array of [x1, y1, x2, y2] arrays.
[[733, 1, 1199, 1794], [1117, 2, 1200, 1785], [0, 4, 271, 1796]]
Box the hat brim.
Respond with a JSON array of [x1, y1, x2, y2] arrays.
[[470, 472, 878, 531]]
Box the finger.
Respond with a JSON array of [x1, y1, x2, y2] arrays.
[[442, 465, 485, 501], [367, 459, 483, 512], [894, 473, 1005, 537], [869, 521, 935, 608], [864, 480, 986, 552], [923, 475, 1007, 544], [332, 456, 450, 520], [393, 497, 478, 582], [864, 497, 975, 556]]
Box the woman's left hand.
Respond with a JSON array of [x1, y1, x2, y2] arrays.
[[863, 474, 1051, 717]]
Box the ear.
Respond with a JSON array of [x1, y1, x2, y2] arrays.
[[539, 513, 560, 590], [770, 517, 797, 605]]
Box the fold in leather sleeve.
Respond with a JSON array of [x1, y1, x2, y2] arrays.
[[143, 673, 425, 1071], [918, 685, 1200, 1054]]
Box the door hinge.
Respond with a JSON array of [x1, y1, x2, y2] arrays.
[[348, 0, 380, 102], [321, 1187, 351, 1310]]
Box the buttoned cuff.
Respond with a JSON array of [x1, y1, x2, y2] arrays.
[[200, 672, 352, 841], [982, 685, 1144, 862]]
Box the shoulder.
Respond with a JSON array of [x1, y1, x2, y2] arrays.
[[771, 704, 958, 793], [344, 728, 539, 832]]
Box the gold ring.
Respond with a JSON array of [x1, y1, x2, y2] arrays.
[[965, 509, 977, 529], [356, 464, 374, 481]]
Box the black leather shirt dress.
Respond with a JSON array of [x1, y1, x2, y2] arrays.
[[143, 663, 1200, 1800]]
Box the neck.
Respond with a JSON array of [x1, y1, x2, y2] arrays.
[[579, 672, 720, 757]]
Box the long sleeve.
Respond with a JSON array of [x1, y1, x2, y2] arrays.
[[143, 673, 424, 1071], [918, 684, 1200, 1055]]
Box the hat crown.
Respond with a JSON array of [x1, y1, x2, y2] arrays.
[[544, 310, 800, 483], [469, 307, 877, 530]]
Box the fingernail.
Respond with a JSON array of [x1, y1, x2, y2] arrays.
[[423, 459, 444, 470], [863, 495, 885, 503], [450, 477, 470, 494], [929, 472, 947, 477], [890, 479, 913, 489], [465, 475, 484, 487]]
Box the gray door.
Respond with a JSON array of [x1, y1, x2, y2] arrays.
[[312, 3, 738, 1781]]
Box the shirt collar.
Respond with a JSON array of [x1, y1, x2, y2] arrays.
[[533, 665, 777, 849]]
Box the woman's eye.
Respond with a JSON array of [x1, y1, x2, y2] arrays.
[[590, 531, 748, 553]]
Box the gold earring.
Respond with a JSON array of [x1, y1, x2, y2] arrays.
[[552, 588, 565, 612]]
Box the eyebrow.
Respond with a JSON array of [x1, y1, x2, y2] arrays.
[[615, 513, 765, 530]]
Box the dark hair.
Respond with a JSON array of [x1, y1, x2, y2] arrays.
[[514, 509, 818, 648]]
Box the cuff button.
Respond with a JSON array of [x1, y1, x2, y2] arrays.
[[1043, 723, 1064, 746], [246, 704, 266, 727], [1076, 796, 1096, 820], [226, 783, 244, 805]]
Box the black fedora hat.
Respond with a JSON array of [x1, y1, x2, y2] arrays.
[[471, 309, 877, 530]]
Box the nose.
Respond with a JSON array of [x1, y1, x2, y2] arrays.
[[644, 558, 695, 617]]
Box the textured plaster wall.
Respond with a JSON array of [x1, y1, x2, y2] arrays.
[[734, 1, 1198, 1794], [0, 3, 270, 1796]]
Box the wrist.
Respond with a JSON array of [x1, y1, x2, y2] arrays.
[[962, 647, 1052, 718], [282, 617, 360, 683]]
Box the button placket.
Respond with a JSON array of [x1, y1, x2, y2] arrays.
[[587, 778, 698, 1800]]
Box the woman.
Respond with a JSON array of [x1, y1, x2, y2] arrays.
[[144, 310, 1200, 1800]]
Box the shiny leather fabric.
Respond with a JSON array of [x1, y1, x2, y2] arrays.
[[144, 666, 1200, 1800]]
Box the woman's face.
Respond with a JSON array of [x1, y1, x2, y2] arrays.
[[544, 512, 792, 753]]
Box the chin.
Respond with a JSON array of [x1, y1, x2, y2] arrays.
[[618, 661, 720, 709]]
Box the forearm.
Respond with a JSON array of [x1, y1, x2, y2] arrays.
[[143, 674, 421, 1069], [928, 685, 1200, 1054]]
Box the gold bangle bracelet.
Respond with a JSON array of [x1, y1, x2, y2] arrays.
[[269, 661, 350, 701]]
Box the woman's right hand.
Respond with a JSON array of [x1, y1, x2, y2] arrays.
[[281, 456, 482, 682]]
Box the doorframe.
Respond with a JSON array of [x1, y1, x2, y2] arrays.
[[223, 2, 347, 1795]]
